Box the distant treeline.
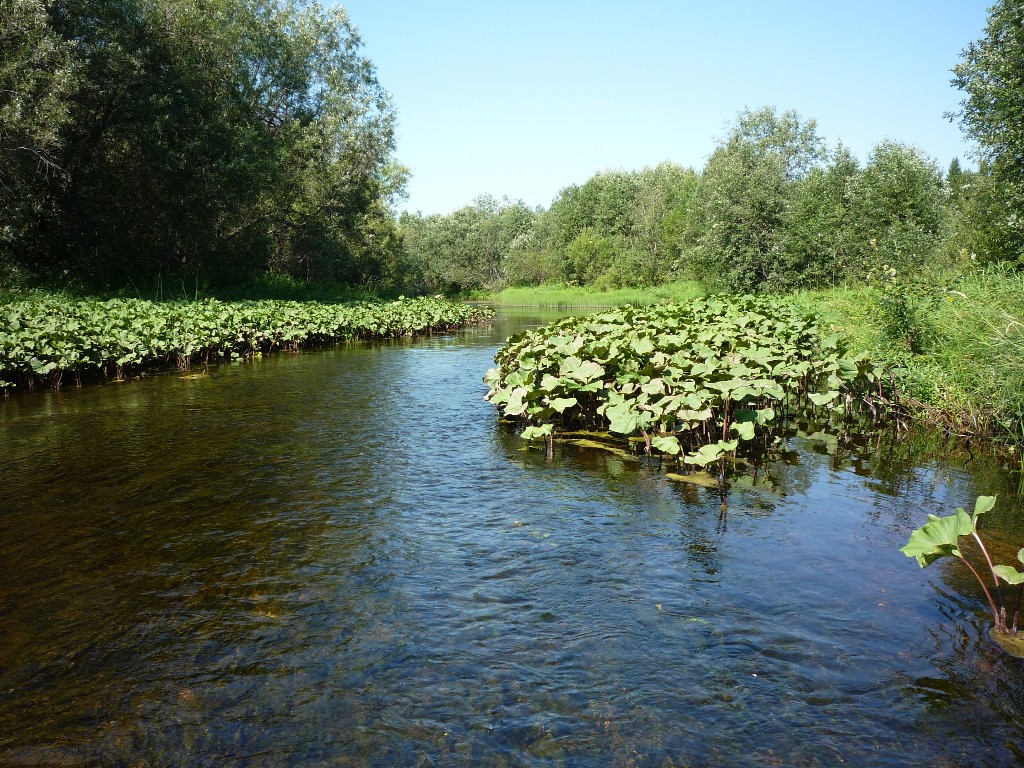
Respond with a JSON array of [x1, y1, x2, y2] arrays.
[[3, 0, 1022, 297], [399, 105, 1019, 295]]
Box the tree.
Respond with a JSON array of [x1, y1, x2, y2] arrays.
[[951, 0, 1024, 263], [0, 0, 403, 289], [779, 145, 859, 288], [681, 106, 826, 293], [399, 196, 537, 292], [0, 0, 77, 277], [844, 141, 947, 276], [536, 165, 698, 287], [625, 162, 698, 285], [947, 161, 1018, 265], [725, 106, 827, 181]]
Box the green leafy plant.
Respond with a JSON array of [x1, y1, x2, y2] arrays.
[[902, 495, 1024, 651], [0, 296, 493, 391], [871, 265, 936, 355], [484, 295, 887, 469]]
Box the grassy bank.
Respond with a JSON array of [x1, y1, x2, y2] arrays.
[[476, 280, 705, 308], [796, 267, 1024, 445]]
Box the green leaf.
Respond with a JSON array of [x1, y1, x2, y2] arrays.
[[521, 424, 554, 440], [570, 360, 605, 383], [651, 434, 681, 455], [993, 565, 1024, 586], [640, 378, 666, 395], [631, 337, 655, 355], [900, 509, 974, 567], [558, 355, 583, 377], [486, 387, 510, 405], [676, 407, 713, 422], [505, 370, 528, 388], [504, 386, 529, 417], [683, 439, 738, 466], [808, 390, 840, 406], [971, 495, 997, 523], [731, 420, 756, 440], [548, 397, 578, 414], [539, 373, 561, 391], [731, 385, 760, 401], [605, 402, 643, 434]]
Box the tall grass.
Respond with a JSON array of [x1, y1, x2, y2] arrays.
[[478, 280, 706, 308], [925, 266, 1024, 439], [797, 266, 1024, 444]]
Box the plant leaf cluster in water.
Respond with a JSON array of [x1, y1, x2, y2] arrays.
[[902, 495, 1024, 655], [484, 295, 887, 468], [0, 296, 492, 391]]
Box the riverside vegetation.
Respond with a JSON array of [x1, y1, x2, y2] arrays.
[[484, 296, 887, 470], [0, 296, 492, 391], [4, 0, 1024, 449]]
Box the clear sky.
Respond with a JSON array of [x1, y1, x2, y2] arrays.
[[339, 1, 992, 216]]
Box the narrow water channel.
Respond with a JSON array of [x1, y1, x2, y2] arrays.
[[1, 308, 1023, 767]]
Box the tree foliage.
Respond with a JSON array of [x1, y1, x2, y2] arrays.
[[0, 0, 405, 289], [681, 107, 828, 293], [0, 0, 76, 278], [399, 164, 698, 292], [845, 141, 947, 274], [399, 196, 538, 293], [951, 0, 1024, 263], [395, 102, 980, 296]]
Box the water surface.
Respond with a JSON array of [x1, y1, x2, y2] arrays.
[[1, 308, 1023, 767]]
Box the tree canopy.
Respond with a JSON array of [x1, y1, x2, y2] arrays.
[[0, 0, 406, 290], [951, 0, 1024, 262]]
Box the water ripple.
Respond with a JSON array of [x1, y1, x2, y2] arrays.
[[1, 312, 1023, 766]]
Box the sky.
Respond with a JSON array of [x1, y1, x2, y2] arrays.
[[339, 1, 992, 216]]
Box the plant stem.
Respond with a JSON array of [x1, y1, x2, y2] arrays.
[[1014, 584, 1023, 635], [959, 555, 1004, 631], [971, 529, 1006, 614]]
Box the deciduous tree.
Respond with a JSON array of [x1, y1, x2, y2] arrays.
[[951, 0, 1024, 262]]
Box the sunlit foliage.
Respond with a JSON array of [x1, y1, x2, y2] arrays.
[[0, 295, 491, 390]]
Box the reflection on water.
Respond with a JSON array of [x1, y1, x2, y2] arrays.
[[1, 307, 1023, 767]]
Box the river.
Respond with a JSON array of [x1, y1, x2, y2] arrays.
[[1, 308, 1023, 767]]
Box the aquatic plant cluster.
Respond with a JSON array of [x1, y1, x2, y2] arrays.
[[0, 296, 492, 390], [484, 296, 886, 467]]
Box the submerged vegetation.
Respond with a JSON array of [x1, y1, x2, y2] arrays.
[[0, 296, 491, 391], [484, 295, 887, 469]]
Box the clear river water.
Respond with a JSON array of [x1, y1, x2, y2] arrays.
[[1, 308, 1023, 767]]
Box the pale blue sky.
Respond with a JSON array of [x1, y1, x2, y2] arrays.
[[340, 1, 991, 215]]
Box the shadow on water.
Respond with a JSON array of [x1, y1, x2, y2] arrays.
[[0, 308, 1023, 766]]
